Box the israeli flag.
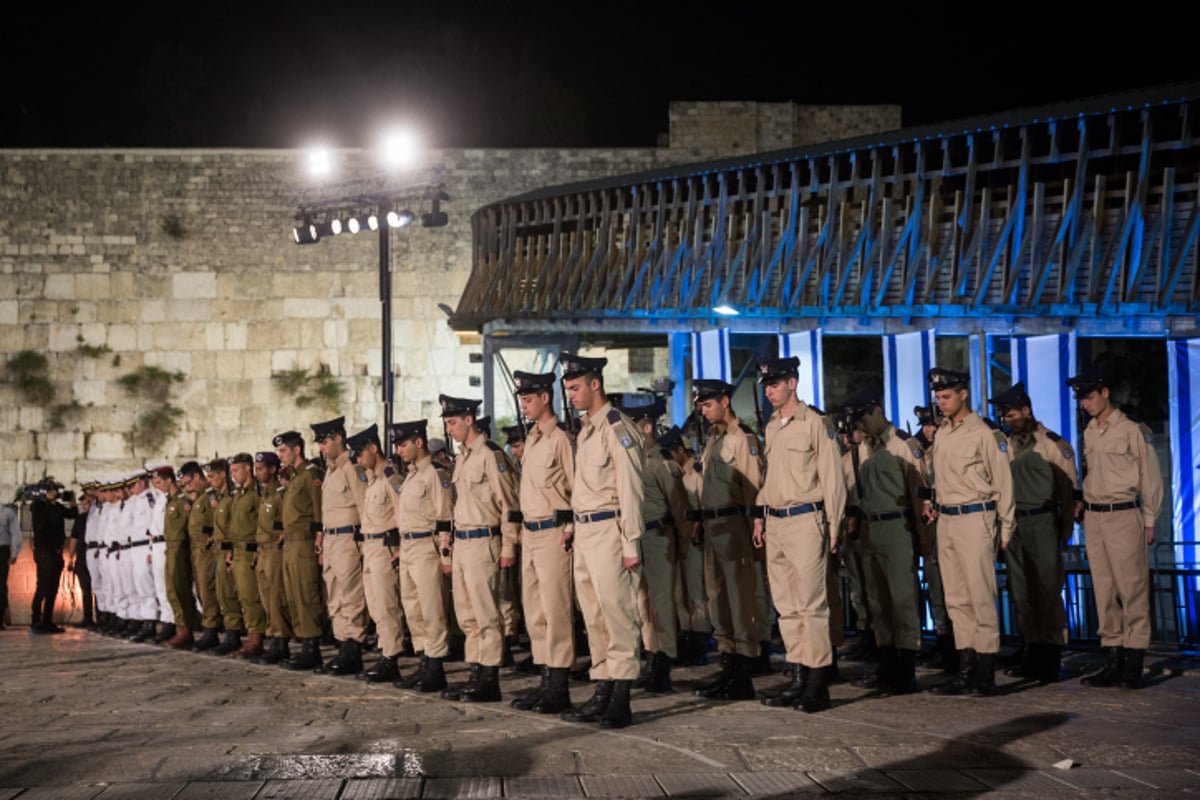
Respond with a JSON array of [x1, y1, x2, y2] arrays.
[[1169, 339, 1200, 579], [780, 329, 824, 409], [883, 329, 936, 433], [692, 328, 731, 381], [1010, 332, 1078, 447]]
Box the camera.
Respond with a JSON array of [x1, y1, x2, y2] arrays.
[[22, 483, 49, 502]]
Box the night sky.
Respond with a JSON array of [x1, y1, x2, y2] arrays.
[[4, 1, 1198, 150]]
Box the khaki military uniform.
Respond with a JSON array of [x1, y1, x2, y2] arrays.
[[228, 483, 267, 635], [758, 403, 846, 668], [451, 435, 520, 667], [857, 425, 926, 651], [700, 416, 764, 659], [573, 402, 645, 681], [929, 412, 1015, 654], [1080, 408, 1163, 650], [255, 480, 291, 640], [321, 451, 368, 643], [396, 456, 453, 658], [187, 488, 220, 630], [673, 455, 709, 635], [359, 463, 406, 658], [518, 416, 576, 669], [163, 487, 197, 630], [281, 459, 325, 639], [638, 444, 688, 658]]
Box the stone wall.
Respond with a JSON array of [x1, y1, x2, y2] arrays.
[[668, 101, 901, 156], [0, 101, 899, 496]]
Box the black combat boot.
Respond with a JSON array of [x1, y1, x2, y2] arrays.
[[643, 651, 673, 693], [685, 631, 710, 666], [632, 654, 653, 689], [973, 652, 997, 696], [121, 618, 142, 638], [212, 629, 243, 656], [694, 652, 735, 697], [927, 633, 959, 673], [512, 666, 549, 710], [1081, 646, 1124, 687], [1038, 644, 1063, 684], [442, 663, 481, 701], [320, 639, 364, 676], [461, 665, 502, 702], [192, 627, 221, 652], [891, 649, 919, 694], [1120, 648, 1145, 689], [853, 646, 895, 690], [154, 623, 177, 644], [704, 654, 755, 700], [415, 657, 447, 693], [286, 638, 322, 670], [796, 663, 832, 713], [532, 668, 572, 714], [930, 649, 977, 695], [362, 654, 400, 683], [1004, 642, 1040, 679], [501, 638, 515, 668], [561, 680, 613, 722], [397, 654, 428, 690], [762, 664, 807, 707], [599, 679, 633, 728], [751, 641, 773, 676], [256, 638, 281, 665], [130, 620, 158, 644]]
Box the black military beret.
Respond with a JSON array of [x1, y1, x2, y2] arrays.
[[502, 424, 527, 444], [254, 451, 281, 467], [229, 452, 254, 466], [1066, 367, 1109, 399], [611, 392, 666, 421], [560, 351, 607, 381], [176, 460, 204, 479], [272, 430, 304, 448], [474, 416, 492, 438], [391, 419, 428, 445], [692, 378, 734, 402], [202, 457, 227, 474], [657, 425, 685, 452], [345, 423, 380, 453], [988, 381, 1032, 413], [439, 394, 481, 418], [310, 416, 346, 442], [843, 386, 883, 422], [928, 367, 969, 391], [756, 356, 800, 384], [513, 370, 556, 395]]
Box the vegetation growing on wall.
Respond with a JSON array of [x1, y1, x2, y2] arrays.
[[272, 363, 340, 413], [3, 350, 56, 406], [118, 366, 187, 450]]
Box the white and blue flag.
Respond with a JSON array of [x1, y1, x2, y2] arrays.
[[883, 329, 936, 434]]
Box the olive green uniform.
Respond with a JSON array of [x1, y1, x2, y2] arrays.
[[163, 487, 197, 630], [229, 482, 267, 635], [638, 445, 687, 659], [281, 459, 325, 639], [211, 488, 243, 632], [255, 479, 291, 640], [673, 455, 708, 635], [187, 488, 220, 630]]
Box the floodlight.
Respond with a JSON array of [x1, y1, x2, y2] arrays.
[[330, 218, 344, 235], [293, 220, 319, 245], [347, 215, 362, 234], [387, 209, 415, 228], [378, 128, 418, 171], [712, 304, 739, 316], [366, 213, 379, 231], [306, 146, 334, 180]]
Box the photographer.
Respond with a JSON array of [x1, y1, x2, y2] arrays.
[[29, 479, 78, 634]]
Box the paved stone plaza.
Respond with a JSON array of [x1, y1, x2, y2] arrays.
[[1, 629, 1198, 798]]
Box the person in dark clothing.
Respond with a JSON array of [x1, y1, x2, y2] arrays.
[[29, 480, 78, 634], [68, 486, 95, 628]]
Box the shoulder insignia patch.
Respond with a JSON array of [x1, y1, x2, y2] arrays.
[[992, 430, 1008, 452], [313, 478, 322, 488], [358, 472, 368, 482], [276, 485, 285, 493], [147, 495, 156, 507], [1137, 422, 1153, 444], [183, 504, 191, 513], [441, 479, 450, 489], [909, 442, 924, 461], [497, 461, 506, 472], [750, 447, 759, 456], [619, 435, 634, 449], [821, 415, 837, 440]]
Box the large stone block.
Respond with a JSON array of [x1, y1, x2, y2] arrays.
[[86, 431, 130, 460], [48, 323, 79, 351], [0, 432, 37, 460], [76, 273, 112, 300], [44, 274, 75, 299], [72, 380, 107, 407], [173, 272, 217, 299], [107, 324, 136, 351], [224, 322, 247, 351], [323, 319, 348, 348], [164, 299, 212, 322], [283, 297, 331, 319], [0, 300, 18, 325], [143, 350, 191, 374], [44, 432, 85, 461]]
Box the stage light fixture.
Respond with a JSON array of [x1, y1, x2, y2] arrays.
[[366, 213, 379, 231], [387, 209, 415, 228], [330, 218, 344, 235], [293, 219, 319, 244], [316, 220, 337, 238], [378, 128, 418, 171], [347, 215, 361, 234], [421, 197, 448, 228], [306, 146, 334, 180]]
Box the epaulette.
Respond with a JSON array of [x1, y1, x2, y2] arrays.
[[1124, 414, 1154, 444], [305, 462, 321, 473], [1044, 429, 1075, 460], [276, 485, 285, 493], [435, 467, 452, 489], [485, 440, 503, 452], [982, 417, 1000, 430], [557, 420, 571, 433], [606, 408, 623, 426], [820, 415, 837, 440], [896, 429, 911, 440], [738, 421, 756, 436], [900, 431, 923, 460], [991, 429, 1008, 453]]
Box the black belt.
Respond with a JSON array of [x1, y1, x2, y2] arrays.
[[645, 517, 671, 532], [575, 510, 619, 524], [151, 535, 166, 543], [87, 542, 104, 549], [701, 506, 741, 520], [402, 531, 434, 541], [455, 526, 500, 540], [523, 517, 564, 532], [116, 543, 132, 550], [868, 510, 905, 522], [1085, 501, 1139, 513], [217, 541, 234, 551], [129, 539, 150, 548], [324, 525, 358, 535], [766, 502, 824, 518], [272, 521, 284, 531], [1016, 507, 1053, 518], [363, 529, 400, 541], [937, 501, 997, 516], [238, 542, 259, 552], [201, 526, 214, 535]]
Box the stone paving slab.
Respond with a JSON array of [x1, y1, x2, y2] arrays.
[[962, 768, 1080, 792], [1047, 768, 1151, 790], [174, 780, 265, 800], [884, 769, 990, 792], [806, 769, 905, 793], [727, 772, 822, 795], [93, 784, 188, 800], [1110, 767, 1200, 791], [8, 786, 105, 800], [255, 778, 345, 798], [579, 774, 665, 797], [655, 772, 745, 796], [339, 777, 423, 799], [501, 775, 585, 797], [420, 777, 502, 798]]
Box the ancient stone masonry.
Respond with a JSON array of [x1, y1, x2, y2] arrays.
[[0, 102, 897, 492]]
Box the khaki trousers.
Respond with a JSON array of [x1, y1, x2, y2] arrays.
[[703, 516, 759, 658], [362, 538, 405, 657], [190, 540, 220, 629], [322, 531, 366, 642], [1084, 507, 1150, 649], [637, 526, 678, 657], [520, 524, 576, 668], [165, 539, 197, 630], [452, 534, 504, 666], [399, 535, 446, 658], [573, 518, 642, 681], [674, 541, 709, 633], [1007, 511, 1067, 645], [283, 534, 324, 639], [937, 510, 1000, 654], [255, 542, 292, 639], [862, 517, 921, 650], [231, 547, 266, 634], [765, 510, 833, 668]]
